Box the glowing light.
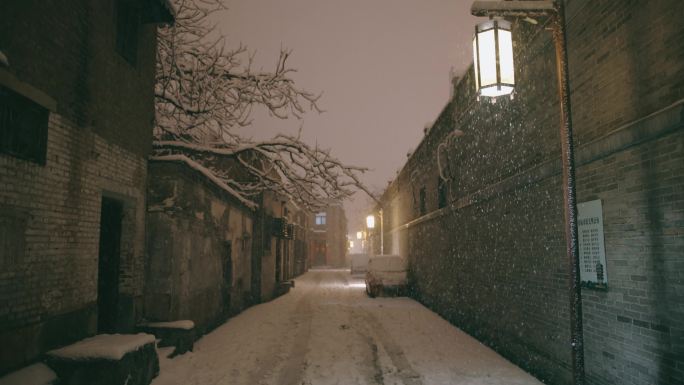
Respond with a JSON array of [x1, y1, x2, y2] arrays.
[[366, 215, 375, 229], [473, 19, 515, 98], [348, 282, 367, 289]]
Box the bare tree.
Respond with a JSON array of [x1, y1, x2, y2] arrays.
[[153, 0, 373, 210]]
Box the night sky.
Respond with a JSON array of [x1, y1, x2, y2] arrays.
[[218, 0, 479, 230]]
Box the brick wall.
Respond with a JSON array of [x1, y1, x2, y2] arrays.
[[0, 0, 157, 157], [0, 114, 149, 373], [308, 204, 348, 267], [379, 1, 683, 384], [0, 0, 158, 374]]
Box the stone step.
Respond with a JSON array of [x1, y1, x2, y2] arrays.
[[137, 320, 196, 357]]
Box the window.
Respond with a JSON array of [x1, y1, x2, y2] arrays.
[[419, 187, 427, 216], [438, 177, 448, 209], [116, 0, 139, 64], [0, 86, 49, 165], [315, 212, 327, 226], [0, 209, 27, 268]]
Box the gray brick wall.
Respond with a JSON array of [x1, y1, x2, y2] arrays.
[[379, 1, 684, 384], [0, 0, 158, 374], [0, 114, 148, 373]]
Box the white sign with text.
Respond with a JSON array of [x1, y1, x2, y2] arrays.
[[577, 199, 608, 287]]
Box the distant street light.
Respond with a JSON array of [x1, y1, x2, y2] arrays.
[[366, 215, 375, 229], [366, 211, 384, 255], [471, 1, 584, 384]]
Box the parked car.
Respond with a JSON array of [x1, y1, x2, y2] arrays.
[[350, 253, 370, 275], [365, 255, 408, 297]]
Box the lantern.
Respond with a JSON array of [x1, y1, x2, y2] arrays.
[[366, 215, 375, 229], [473, 19, 515, 97]]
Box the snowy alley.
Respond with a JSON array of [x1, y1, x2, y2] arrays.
[[152, 269, 543, 385]]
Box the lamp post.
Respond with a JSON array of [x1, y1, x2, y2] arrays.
[[471, 1, 584, 384], [366, 211, 384, 255], [366, 214, 375, 255]]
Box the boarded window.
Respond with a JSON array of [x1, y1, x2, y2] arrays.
[[419, 187, 427, 216], [0, 86, 49, 165], [116, 0, 139, 64], [0, 209, 27, 267], [438, 177, 448, 209]]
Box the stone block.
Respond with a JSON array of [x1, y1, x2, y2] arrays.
[[138, 321, 195, 357], [44, 334, 158, 385]]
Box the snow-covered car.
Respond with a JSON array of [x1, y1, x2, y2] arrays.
[[350, 253, 370, 274], [365, 255, 408, 297]]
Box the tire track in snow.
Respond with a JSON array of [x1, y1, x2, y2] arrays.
[[275, 293, 313, 385], [353, 307, 423, 385], [244, 272, 321, 385]]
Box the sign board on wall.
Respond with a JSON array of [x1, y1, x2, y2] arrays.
[[578, 199, 608, 289]]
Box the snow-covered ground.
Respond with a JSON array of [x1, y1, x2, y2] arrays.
[[152, 269, 543, 385]]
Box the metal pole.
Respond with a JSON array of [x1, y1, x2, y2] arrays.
[[380, 209, 384, 255], [552, 1, 585, 384]]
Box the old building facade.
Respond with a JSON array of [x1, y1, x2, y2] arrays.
[[145, 147, 312, 331], [145, 159, 254, 333], [0, 0, 172, 374], [379, 1, 683, 385], [308, 203, 348, 267]]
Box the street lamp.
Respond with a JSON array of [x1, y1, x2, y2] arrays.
[[366, 215, 375, 229], [366, 211, 384, 255], [470, 1, 584, 384], [473, 19, 515, 97]]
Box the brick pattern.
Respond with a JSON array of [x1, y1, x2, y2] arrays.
[[0, 0, 157, 374], [0, 114, 148, 371], [379, 1, 684, 384], [308, 204, 348, 267], [577, 133, 684, 385], [0, 0, 157, 157]]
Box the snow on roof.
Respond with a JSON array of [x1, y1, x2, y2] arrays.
[[145, 320, 195, 330], [471, 0, 555, 17], [0, 363, 57, 385], [150, 154, 258, 210], [46, 333, 156, 361]]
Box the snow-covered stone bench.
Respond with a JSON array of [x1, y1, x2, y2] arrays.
[[138, 320, 195, 357], [44, 333, 159, 385], [0, 363, 57, 385]]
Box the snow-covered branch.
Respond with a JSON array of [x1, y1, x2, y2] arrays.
[[152, 136, 372, 211], [155, 0, 321, 141], [154, 0, 369, 211]]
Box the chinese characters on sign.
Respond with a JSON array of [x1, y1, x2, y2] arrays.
[[578, 199, 608, 288]]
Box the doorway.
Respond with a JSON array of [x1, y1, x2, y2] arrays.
[[315, 241, 326, 266], [97, 197, 123, 333], [222, 241, 232, 315], [275, 238, 282, 282]]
